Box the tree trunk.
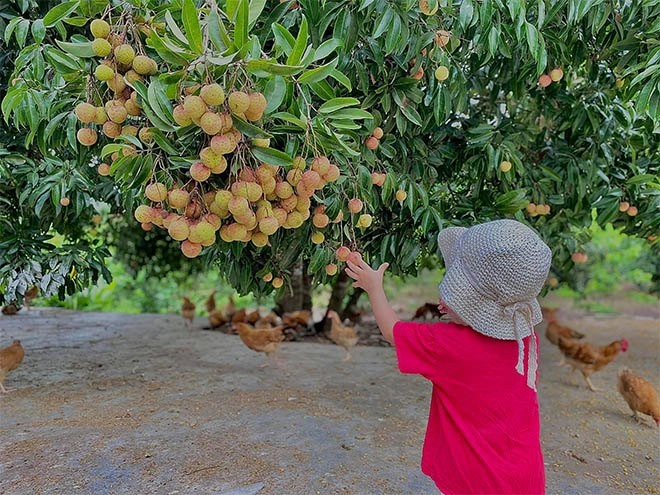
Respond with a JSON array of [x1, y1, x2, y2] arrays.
[[274, 260, 312, 314]]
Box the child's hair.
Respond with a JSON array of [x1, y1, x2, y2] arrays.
[[437, 219, 552, 389]]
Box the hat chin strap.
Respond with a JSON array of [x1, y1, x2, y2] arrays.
[[504, 302, 538, 391]]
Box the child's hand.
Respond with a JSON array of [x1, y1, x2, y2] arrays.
[[345, 254, 389, 295]]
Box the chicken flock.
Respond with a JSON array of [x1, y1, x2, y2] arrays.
[[179, 291, 358, 368]]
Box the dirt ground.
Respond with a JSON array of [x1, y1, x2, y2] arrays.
[[0, 297, 658, 495]]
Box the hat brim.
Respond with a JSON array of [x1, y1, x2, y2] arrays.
[[437, 226, 467, 267], [439, 259, 543, 340]]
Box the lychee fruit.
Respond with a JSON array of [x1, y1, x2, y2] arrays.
[[372, 127, 384, 139], [183, 95, 207, 121], [325, 263, 338, 276], [190, 162, 211, 182], [538, 74, 552, 87], [348, 198, 363, 214], [77, 127, 98, 146], [92, 38, 112, 57], [200, 83, 225, 106], [210, 134, 237, 155], [132, 55, 158, 75], [90, 19, 111, 39], [365, 136, 379, 150], [114, 44, 136, 65], [172, 105, 192, 126], [168, 188, 190, 209], [228, 91, 250, 114], [145, 182, 168, 202], [94, 64, 115, 81], [199, 112, 223, 135], [181, 240, 202, 258], [396, 189, 407, 202], [336, 246, 351, 262], [74, 102, 98, 123]]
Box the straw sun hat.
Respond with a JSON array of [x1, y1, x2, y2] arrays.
[[437, 219, 552, 389]]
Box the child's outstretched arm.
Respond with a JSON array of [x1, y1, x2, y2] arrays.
[[345, 256, 398, 344]]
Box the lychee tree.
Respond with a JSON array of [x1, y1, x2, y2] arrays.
[[1, 0, 658, 310]]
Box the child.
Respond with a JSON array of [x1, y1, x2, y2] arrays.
[[345, 219, 552, 495]]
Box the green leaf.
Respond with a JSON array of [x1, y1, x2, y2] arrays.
[[43, 47, 83, 73], [182, 0, 203, 53], [272, 23, 295, 56], [373, 9, 393, 39], [246, 59, 303, 76], [271, 112, 307, 129], [56, 40, 95, 58], [318, 97, 360, 114], [459, 0, 475, 30], [208, 7, 230, 51], [30, 19, 45, 44], [165, 10, 189, 45], [234, 0, 249, 49], [264, 76, 287, 114], [399, 104, 422, 126], [313, 38, 342, 61], [232, 115, 273, 138], [298, 58, 338, 84], [43, 1, 79, 27], [248, 0, 267, 26], [250, 146, 293, 167], [287, 15, 308, 65], [329, 69, 352, 91], [325, 108, 372, 120]]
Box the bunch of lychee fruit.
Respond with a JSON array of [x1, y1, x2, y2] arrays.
[[133, 154, 341, 261], [75, 18, 159, 149], [538, 67, 564, 88], [365, 126, 383, 150], [618, 201, 638, 217], [526, 202, 551, 217]]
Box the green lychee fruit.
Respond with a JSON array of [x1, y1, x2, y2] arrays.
[[114, 44, 135, 65], [90, 19, 111, 39], [200, 83, 225, 106], [138, 127, 154, 144], [183, 95, 207, 120], [92, 38, 112, 57], [132, 55, 157, 75], [228, 91, 250, 114], [94, 64, 115, 81]]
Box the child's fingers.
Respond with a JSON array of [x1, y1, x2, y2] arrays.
[[345, 267, 360, 280]]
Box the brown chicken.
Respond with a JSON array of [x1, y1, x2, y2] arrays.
[[24, 286, 39, 310], [412, 302, 444, 320], [233, 322, 285, 367], [208, 308, 227, 329], [255, 311, 281, 329], [2, 303, 19, 315], [205, 290, 216, 314], [327, 310, 359, 362], [0, 340, 25, 393], [557, 336, 629, 391], [230, 307, 247, 324], [225, 294, 237, 319], [181, 296, 196, 330], [281, 310, 313, 328], [542, 307, 585, 366], [617, 367, 660, 427]]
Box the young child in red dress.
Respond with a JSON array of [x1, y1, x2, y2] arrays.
[[346, 219, 551, 495]]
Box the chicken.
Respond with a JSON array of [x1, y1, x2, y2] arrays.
[[231, 308, 247, 324], [281, 310, 313, 329], [542, 307, 585, 366], [24, 286, 39, 311], [327, 310, 359, 362], [205, 290, 216, 314], [181, 296, 196, 330], [0, 340, 25, 393], [225, 294, 237, 319], [245, 309, 260, 325], [617, 367, 660, 427], [208, 308, 227, 329], [2, 303, 19, 315], [557, 336, 629, 391], [233, 322, 285, 367], [412, 302, 444, 320], [255, 311, 281, 329]]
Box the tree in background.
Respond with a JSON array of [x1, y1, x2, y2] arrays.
[[1, 0, 658, 317]]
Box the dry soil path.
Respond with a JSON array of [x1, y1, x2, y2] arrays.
[[0, 305, 658, 495]]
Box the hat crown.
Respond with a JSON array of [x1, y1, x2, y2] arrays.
[[457, 220, 551, 304]]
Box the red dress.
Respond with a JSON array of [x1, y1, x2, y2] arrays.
[[393, 320, 545, 495]]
